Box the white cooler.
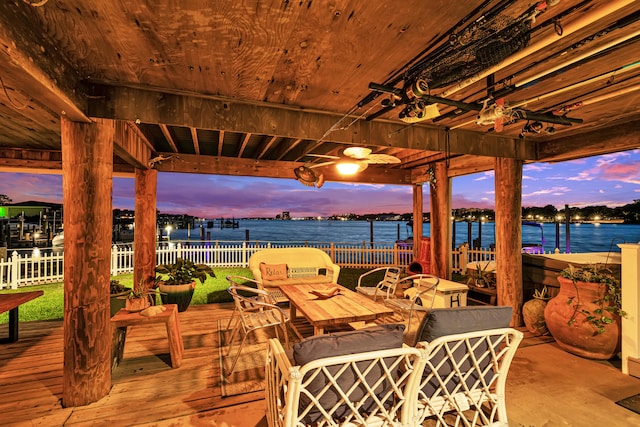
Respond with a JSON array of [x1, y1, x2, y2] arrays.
[[412, 278, 469, 308]]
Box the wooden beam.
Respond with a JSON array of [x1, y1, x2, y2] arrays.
[[256, 135, 278, 160], [153, 153, 412, 185], [412, 185, 423, 260], [87, 84, 535, 159], [160, 124, 179, 153], [61, 117, 113, 406], [217, 131, 224, 157], [0, 148, 62, 172], [0, 147, 136, 176], [537, 119, 640, 163], [134, 169, 157, 295], [429, 163, 451, 279], [238, 133, 252, 157], [190, 128, 201, 155], [443, 155, 496, 177], [494, 157, 523, 327], [114, 122, 153, 170], [0, 3, 89, 122]]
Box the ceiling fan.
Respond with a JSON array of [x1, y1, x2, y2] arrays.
[[294, 146, 401, 188]]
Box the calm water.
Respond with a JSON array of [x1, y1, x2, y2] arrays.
[[166, 220, 640, 253]]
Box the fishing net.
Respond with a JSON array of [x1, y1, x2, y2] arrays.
[[414, 11, 533, 89]]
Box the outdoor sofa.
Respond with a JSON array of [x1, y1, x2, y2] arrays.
[[248, 247, 340, 300]]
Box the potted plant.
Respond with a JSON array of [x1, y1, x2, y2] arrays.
[[467, 262, 496, 288], [544, 263, 625, 360], [155, 258, 215, 312], [111, 279, 156, 313], [522, 286, 550, 336]]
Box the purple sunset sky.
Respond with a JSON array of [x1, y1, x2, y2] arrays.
[[1, 150, 639, 218]]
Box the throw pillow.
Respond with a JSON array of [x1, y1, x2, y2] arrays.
[[259, 262, 288, 280]]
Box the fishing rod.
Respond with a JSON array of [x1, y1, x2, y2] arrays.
[[365, 0, 587, 121], [356, 0, 497, 110], [438, 0, 635, 99], [450, 59, 640, 130], [484, 72, 640, 136], [369, 81, 581, 127], [434, 9, 640, 123], [451, 61, 640, 130]]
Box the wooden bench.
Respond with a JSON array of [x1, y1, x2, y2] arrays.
[[0, 290, 44, 343], [466, 283, 497, 305]]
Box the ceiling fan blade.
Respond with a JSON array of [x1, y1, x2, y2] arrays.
[[363, 153, 401, 164], [305, 153, 340, 160], [306, 161, 335, 168], [343, 146, 372, 159]]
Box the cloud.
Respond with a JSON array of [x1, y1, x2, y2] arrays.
[[523, 186, 571, 197], [598, 161, 640, 185], [567, 171, 596, 181], [523, 164, 551, 172]]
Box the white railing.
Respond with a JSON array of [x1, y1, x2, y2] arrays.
[[452, 244, 497, 274], [0, 240, 498, 289]]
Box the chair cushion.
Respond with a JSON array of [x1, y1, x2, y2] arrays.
[[293, 323, 405, 423], [259, 262, 288, 280], [293, 323, 405, 364], [415, 305, 512, 344]]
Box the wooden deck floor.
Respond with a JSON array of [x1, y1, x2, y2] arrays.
[[3, 303, 640, 426], [0, 303, 274, 426]]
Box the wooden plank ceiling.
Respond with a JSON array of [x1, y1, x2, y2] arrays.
[[0, 0, 639, 186]]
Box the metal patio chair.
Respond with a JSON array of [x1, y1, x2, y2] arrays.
[[384, 273, 440, 332], [223, 276, 296, 377], [355, 266, 402, 301]]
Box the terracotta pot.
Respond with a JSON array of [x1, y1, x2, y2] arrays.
[[125, 297, 150, 312], [523, 297, 549, 336], [159, 281, 196, 312], [544, 276, 621, 359]]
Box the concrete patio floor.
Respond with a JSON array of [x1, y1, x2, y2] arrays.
[[211, 333, 640, 427]]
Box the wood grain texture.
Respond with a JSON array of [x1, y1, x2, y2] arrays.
[[430, 162, 451, 279], [494, 157, 523, 327], [279, 284, 393, 334], [412, 184, 423, 260], [61, 117, 114, 406], [134, 168, 157, 291]]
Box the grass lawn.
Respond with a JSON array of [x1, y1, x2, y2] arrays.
[[0, 267, 374, 324], [1, 268, 469, 324]]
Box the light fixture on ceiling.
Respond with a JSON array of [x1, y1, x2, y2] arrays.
[[336, 161, 367, 175]]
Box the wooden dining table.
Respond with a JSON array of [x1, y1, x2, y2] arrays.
[[279, 283, 394, 335]]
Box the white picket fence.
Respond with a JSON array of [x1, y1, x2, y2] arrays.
[[0, 241, 496, 289]]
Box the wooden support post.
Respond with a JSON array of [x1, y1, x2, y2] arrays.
[[61, 117, 114, 406], [429, 162, 451, 279], [494, 157, 523, 326], [412, 184, 423, 259], [134, 168, 157, 293]]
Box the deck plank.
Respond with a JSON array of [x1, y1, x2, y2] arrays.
[[0, 303, 266, 426]]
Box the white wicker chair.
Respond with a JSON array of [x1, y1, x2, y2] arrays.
[[355, 266, 402, 301], [265, 326, 427, 427], [413, 306, 523, 426]]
